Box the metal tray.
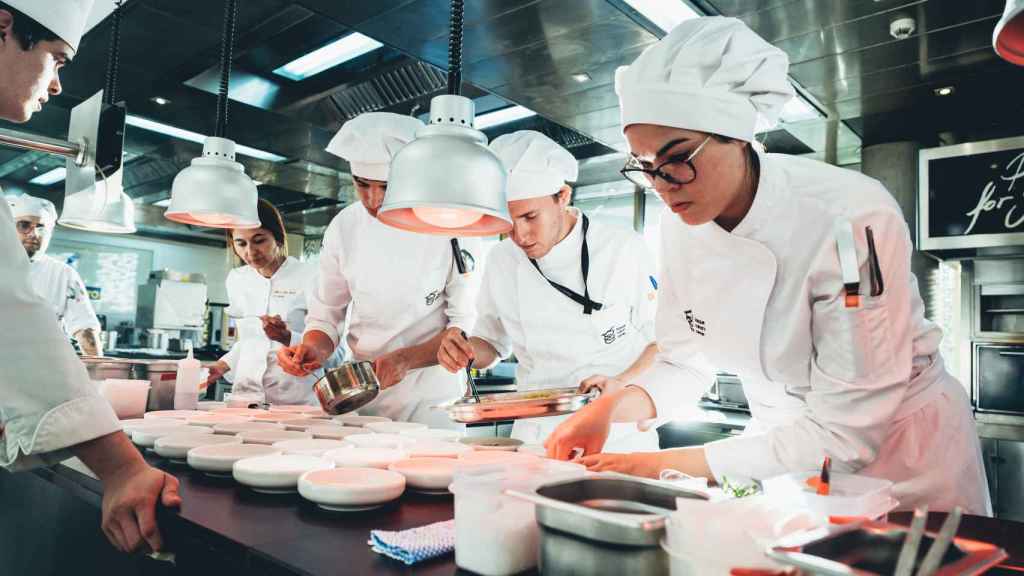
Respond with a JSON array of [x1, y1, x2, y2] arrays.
[[766, 520, 1008, 576], [442, 386, 598, 423]]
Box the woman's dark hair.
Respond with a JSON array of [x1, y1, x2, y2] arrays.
[[227, 198, 288, 252], [711, 133, 761, 192], [0, 3, 62, 51]]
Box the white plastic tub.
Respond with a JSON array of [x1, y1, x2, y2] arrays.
[[100, 379, 151, 419], [761, 471, 898, 523]]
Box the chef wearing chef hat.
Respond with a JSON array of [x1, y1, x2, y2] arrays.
[[278, 112, 481, 428], [7, 193, 103, 356], [545, 17, 990, 514], [438, 130, 661, 452], [0, 0, 181, 554]]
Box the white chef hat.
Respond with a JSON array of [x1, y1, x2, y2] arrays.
[[488, 130, 578, 202], [3, 0, 95, 53], [615, 16, 795, 143], [325, 112, 424, 181], [6, 194, 57, 227]]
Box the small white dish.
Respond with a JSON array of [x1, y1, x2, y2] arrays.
[[272, 438, 349, 457], [365, 421, 428, 434], [238, 429, 313, 445], [298, 467, 406, 511], [187, 443, 281, 475], [268, 405, 324, 414], [248, 412, 308, 423], [119, 418, 172, 436], [406, 440, 472, 459], [154, 432, 241, 461], [187, 414, 252, 427], [459, 436, 525, 452], [144, 410, 205, 420], [333, 415, 391, 427], [131, 424, 201, 447], [344, 433, 412, 450], [308, 425, 369, 441], [388, 457, 459, 491], [283, 418, 340, 431], [400, 428, 464, 442], [212, 421, 286, 435], [233, 454, 334, 493], [323, 447, 409, 470]]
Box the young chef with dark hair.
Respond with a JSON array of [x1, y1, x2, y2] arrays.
[[438, 130, 660, 451], [205, 199, 318, 405], [278, 112, 481, 428], [0, 0, 181, 553], [544, 16, 990, 515]]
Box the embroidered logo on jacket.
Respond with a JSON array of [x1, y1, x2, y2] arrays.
[[425, 289, 442, 306], [601, 324, 628, 344], [684, 310, 706, 336]]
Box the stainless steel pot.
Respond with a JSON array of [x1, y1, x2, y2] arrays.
[[80, 356, 137, 381], [312, 361, 380, 415]]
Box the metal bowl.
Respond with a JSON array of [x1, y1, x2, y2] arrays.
[[312, 361, 380, 415]]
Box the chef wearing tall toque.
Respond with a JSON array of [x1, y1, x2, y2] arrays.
[[545, 16, 990, 515]]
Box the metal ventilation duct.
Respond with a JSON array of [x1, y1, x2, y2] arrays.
[[328, 61, 448, 120]]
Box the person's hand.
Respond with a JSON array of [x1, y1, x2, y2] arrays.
[[261, 315, 291, 346], [544, 399, 613, 460], [578, 375, 626, 395], [437, 327, 474, 373], [373, 350, 410, 389], [100, 461, 181, 553], [204, 360, 230, 387], [277, 344, 321, 376], [575, 452, 666, 479]]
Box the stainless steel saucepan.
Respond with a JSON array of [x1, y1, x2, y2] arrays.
[[312, 361, 380, 415]]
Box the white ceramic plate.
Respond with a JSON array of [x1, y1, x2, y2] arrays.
[[344, 433, 412, 450], [298, 467, 406, 511], [272, 438, 349, 457], [400, 428, 464, 442], [333, 415, 391, 427], [119, 418, 173, 435], [388, 457, 459, 491], [212, 421, 286, 435], [268, 405, 324, 414], [308, 425, 370, 441], [233, 454, 334, 493], [211, 407, 265, 416], [283, 418, 340, 431], [197, 401, 226, 411], [456, 451, 540, 467], [406, 440, 472, 459], [154, 432, 242, 461], [365, 421, 428, 434], [323, 447, 409, 470], [187, 443, 282, 474], [143, 410, 205, 420], [187, 414, 252, 427], [238, 429, 314, 445], [131, 424, 202, 447], [247, 412, 308, 423], [459, 436, 525, 452]]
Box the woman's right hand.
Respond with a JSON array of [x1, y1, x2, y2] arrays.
[[277, 344, 321, 376], [205, 360, 230, 387], [437, 328, 474, 373]]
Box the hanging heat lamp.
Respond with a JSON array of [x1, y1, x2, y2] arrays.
[[377, 0, 512, 237], [165, 0, 260, 228], [58, 0, 136, 234], [994, 0, 1024, 65]]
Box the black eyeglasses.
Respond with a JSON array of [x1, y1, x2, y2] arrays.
[[620, 135, 712, 189], [15, 221, 47, 234]]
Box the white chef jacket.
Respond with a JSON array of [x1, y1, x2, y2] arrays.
[[221, 257, 318, 405], [29, 254, 101, 337], [635, 150, 991, 514], [0, 201, 119, 471], [304, 204, 481, 427], [474, 208, 660, 450]]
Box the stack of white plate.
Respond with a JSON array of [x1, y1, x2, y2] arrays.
[[132, 423, 208, 448], [308, 425, 369, 441], [120, 418, 173, 436], [187, 413, 252, 428], [247, 412, 309, 424], [187, 443, 281, 477], [143, 410, 205, 421], [298, 468, 406, 512], [365, 421, 428, 434], [154, 432, 241, 463], [238, 429, 313, 445], [323, 447, 409, 470], [283, 418, 340, 431], [400, 428, 464, 442], [344, 433, 412, 450], [233, 454, 334, 493], [272, 438, 348, 457], [212, 421, 286, 435], [405, 440, 472, 459], [388, 457, 459, 494], [333, 415, 391, 427]]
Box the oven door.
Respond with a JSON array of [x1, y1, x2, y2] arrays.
[[975, 344, 1024, 415]]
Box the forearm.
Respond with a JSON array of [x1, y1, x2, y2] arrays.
[[394, 331, 448, 371], [603, 385, 658, 423], [72, 431, 146, 481], [614, 342, 658, 383], [75, 328, 102, 356], [469, 337, 499, 369], [301, 330, 337, 364]]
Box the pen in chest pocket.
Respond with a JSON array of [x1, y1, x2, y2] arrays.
[[865, 226, 884, 297]]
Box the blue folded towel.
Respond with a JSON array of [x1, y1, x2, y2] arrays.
[[369, 519, 455, 565]]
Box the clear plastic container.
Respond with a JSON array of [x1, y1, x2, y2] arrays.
[[99, 378, 151, 419], [761, 471, 898, 523], [449, 459, 585, 576]]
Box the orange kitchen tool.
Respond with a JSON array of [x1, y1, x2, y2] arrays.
[[817, 456, 832, 496]]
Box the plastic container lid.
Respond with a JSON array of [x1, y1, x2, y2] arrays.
[[762, 472, 897, 522]]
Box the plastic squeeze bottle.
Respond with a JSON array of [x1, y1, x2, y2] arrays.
[[173, 344, 201, 410]]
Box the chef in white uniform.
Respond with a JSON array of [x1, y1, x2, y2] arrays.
[[0, 0, 179, 553], [438, 131, 660, 452], [546, 17, 990, 515], [278, 112, 480, 428], [206, 199, 317, 405], [7, 194, 102, 355]]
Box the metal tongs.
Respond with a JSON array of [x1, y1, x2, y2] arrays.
[[893, 506, 963, 576], [460, 331, 481, 404]]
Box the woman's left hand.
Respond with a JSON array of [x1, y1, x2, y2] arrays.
[[373, 350, 410, 390], [576, 452, 667, 478], [261, 315, 291, 346]]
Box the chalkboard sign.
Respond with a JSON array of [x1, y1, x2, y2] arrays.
[[920, 135, 1024, 250]]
